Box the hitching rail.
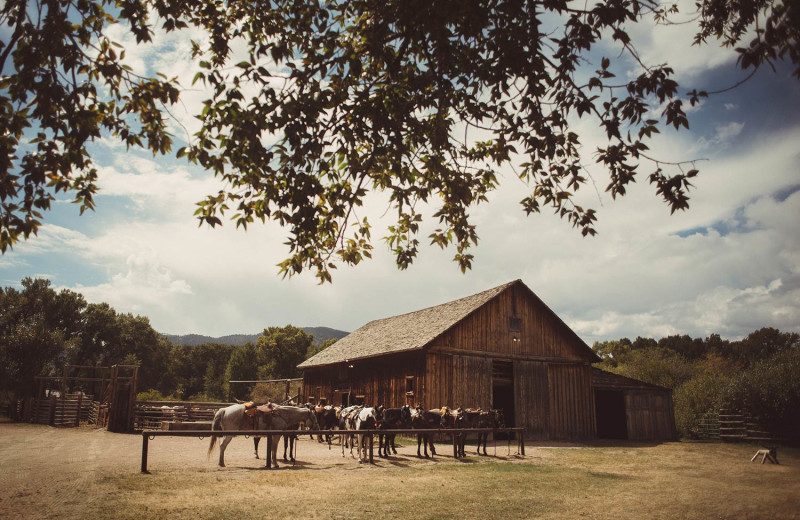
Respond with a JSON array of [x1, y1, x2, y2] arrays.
[[140, 427, 525, 473]]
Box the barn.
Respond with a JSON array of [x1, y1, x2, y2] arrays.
[[299, 280, 676, 441]]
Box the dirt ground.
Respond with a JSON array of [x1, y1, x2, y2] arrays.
[[2, 418, 799, 520], [0, 418, 524, 519]]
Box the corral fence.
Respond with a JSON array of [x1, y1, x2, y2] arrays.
[[140, 427, 527, 472], [13, 392, 108, 428], [134, 400, 233, 431], [8, 364, 138, 431], [693, 409, 788, 444]]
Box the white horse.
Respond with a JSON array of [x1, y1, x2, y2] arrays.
[[353, 407, 380, 463], [207, 403, 264, 467], [338, 405, 362, 458]]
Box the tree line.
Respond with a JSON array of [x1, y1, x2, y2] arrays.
[[592, 329, 800, 441], [0, 278, 336, 404]]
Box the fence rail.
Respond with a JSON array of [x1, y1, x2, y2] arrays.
[[140, 427, 526, 473]]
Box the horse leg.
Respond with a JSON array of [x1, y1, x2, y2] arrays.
[[429, 434, 436, 457], [391, 434, 398, 455], [283, 435, 290, 461], [254, 437, 260, 459], [218, 435, 233, 467], [291, 434, 297, 463], [271, 435, 280, 469], [417, 434, 423, 457]]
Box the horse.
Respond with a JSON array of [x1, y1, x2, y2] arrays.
[[253, 405, 319, 465], [207, 402, 269, 467], [353, 406, 380, 463], [338, 405, 363, 458], [314, 405, 338, 447], [455, 408, 505, 456], [377, 405, 412, 457], [411, 407, 448, 458]]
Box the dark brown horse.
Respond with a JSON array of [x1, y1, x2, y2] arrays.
[[377, 405, 412, 457], [411, 407, 450, 458], [455, 408, 504, 456]]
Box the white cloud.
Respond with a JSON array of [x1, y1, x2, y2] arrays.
[[3, 7, 798, 344]]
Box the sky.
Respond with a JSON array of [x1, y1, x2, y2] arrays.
[[2, 6, 799, 345]]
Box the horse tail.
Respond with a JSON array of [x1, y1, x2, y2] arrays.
[[208, 408, 224, 458]]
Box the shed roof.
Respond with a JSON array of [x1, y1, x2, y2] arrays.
[[592, 367, 671, 392], [299, 279, 596, 369]]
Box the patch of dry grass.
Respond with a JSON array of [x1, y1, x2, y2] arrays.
[[1, 421, 798, 520]]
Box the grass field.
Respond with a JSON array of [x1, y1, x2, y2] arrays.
[[1, 420, 798, 520]]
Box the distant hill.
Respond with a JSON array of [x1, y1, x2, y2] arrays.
[[161, 326, 349, 346]]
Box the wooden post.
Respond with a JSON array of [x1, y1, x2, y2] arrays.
[[75, 392, 83, 427], [48, 393, 57, 426], [141, 434, 149, 473], [368, 433, 374, 463], [452, 433, 458, 458], [266, 435, 273, 469]]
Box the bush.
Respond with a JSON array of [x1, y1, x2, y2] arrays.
[[722, 348, 800, 442]]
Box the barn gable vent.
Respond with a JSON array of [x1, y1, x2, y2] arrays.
[[508, 317, 521, 332]]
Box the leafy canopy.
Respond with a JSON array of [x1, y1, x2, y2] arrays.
[[2, 0, 798, 281]]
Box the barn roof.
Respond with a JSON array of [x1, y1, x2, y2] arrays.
[[592, 367, 671, 392], [299, 279, 596, 369]]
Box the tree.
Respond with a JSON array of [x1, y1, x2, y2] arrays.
[[306, 337, 338, 359], [224, 343, 259, 401], [3, 0, 798, 280], [0, 278, 85, 397], [723, 347, 800, 441], [729, 327, 799, 366], [257, 325, 313, 379], [608, 347, 696, 389]]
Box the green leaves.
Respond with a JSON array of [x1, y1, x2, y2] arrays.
[[0, 0, 180, 253], [3, 0, 796, 280]]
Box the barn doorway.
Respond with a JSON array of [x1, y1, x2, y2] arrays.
[[595, 389, 628, 439], [492, 360, 515, 439]]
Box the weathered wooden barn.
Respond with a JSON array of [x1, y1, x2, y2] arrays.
[[299, 280, 676, 441]]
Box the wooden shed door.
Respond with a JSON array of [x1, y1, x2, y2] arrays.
[[515, 360, 549, 440], [451, 355, 492, 408], [595, 389, 627, 439], [492, 360, 515, 427]]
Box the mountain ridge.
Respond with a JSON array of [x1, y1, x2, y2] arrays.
[[161, 326, 349, 346]]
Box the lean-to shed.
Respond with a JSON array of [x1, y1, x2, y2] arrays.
[[299, 279, 676, 441]]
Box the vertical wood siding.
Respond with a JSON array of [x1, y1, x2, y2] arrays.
[[515, 360, 550, 440], [625, 390, 677, 441], [547, 363, 595, 440], [429, 283, 595, 363], [302, 351, 426, 408], [450, 355, 492, 409]]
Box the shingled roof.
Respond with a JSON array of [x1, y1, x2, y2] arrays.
[[298, 280, 519, 369]]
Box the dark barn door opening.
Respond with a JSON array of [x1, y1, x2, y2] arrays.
[[595, 389, 627, 439], [493, 360, 515, 439]]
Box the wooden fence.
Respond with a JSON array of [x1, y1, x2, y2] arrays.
[[693, 409, 786, 444], [140, 427, 527, 472], [133, 400, 233, 431], [21, 394, 98, 427]]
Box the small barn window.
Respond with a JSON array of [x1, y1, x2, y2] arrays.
[[509, 317, 521, 332], [405, 376, 415, 395]]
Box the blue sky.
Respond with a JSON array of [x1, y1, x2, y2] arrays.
[[2, 7, 799, 343]]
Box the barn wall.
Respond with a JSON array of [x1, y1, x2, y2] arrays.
[[625, 390, 677, 441], [547, 363, 595, 440], [302, 351, 426, 408], [515, 360, 550, 440], [451, 355, 492, 409], [428, 283, 595, 363]]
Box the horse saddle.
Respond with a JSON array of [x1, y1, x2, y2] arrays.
[[257, 403, 279, 416]]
